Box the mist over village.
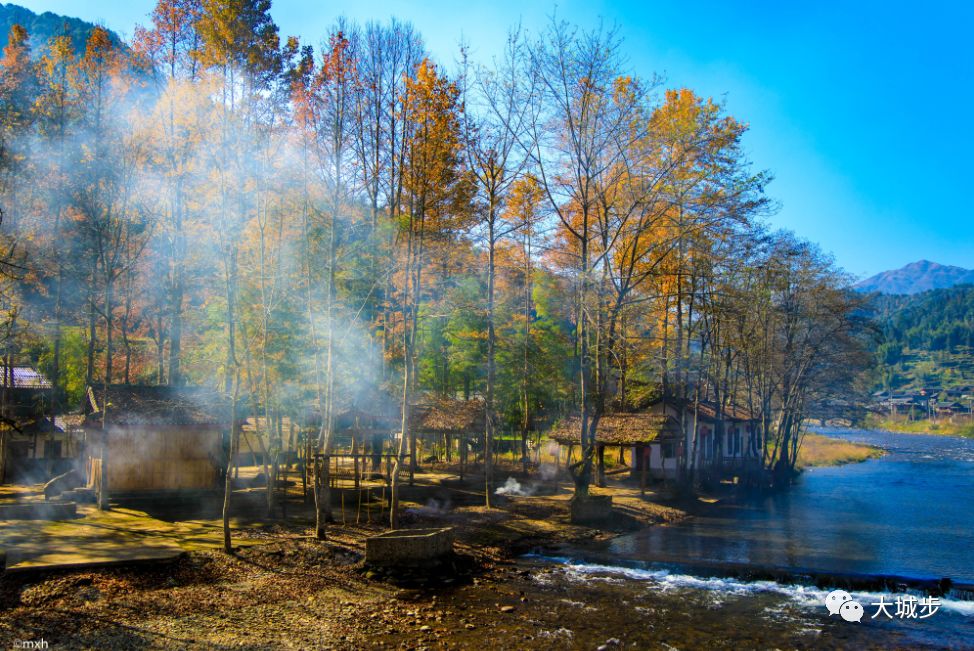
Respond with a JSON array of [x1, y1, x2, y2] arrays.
[[0, 1, 971, 649]]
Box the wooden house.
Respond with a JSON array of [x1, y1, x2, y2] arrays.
[[0, 365, 66, 483], [546, 397, 760, 484], [547, 412, 680, 486], [82, 385, 230, 495], [638, 398, 760, 479], [299, 402, 400, 493]]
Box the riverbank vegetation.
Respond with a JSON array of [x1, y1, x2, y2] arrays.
[[796, 433, 883, 468], [864, 415, 974, 439], [0, 0, 871, 526]]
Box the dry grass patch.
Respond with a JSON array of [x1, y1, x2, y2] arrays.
[[797, 433, 883, 468]]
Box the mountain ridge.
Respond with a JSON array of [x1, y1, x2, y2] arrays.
[[0, 3, 125, 56], [856, 260, 974, 295]]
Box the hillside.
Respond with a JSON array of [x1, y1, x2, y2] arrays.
[[871, 284, 974, 393], [0, 3, 124, 55], [856, 259, 974, 295]]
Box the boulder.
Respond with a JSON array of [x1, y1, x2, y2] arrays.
[[569, 494, 613, 524]]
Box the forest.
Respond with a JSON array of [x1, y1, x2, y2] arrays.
[[870, 284, 974, 392], [0, 0, 872, 533]]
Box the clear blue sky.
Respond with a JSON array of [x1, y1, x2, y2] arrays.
[[15, 0, 974, 278]]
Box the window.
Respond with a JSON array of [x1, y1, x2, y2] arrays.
[[46, 440, 62, 459]]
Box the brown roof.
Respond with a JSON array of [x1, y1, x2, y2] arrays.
[[695, 402, 755, 422], [84, 385, 230, 428], [641, 396, 755, 422], [412, 396, 485, 433], [7, 416, 63, 435], [300, 404, 400, 432], [548, 413, 680, 445], [335, 407, 398, 431]]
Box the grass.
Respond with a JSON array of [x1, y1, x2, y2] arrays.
[[797, 432, 883, 468], [864, 414, 974, 439], [0, 486, 266, 571]]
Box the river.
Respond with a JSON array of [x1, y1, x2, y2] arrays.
[[539, 428, 974, 648], [612, 427, 974, 580]]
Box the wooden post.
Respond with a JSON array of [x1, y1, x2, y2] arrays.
[[597, 444, 606, 487], [352, 433, 360, 490], [640, 445, 648, 495], [302, 438, 308, 503], [281, 461, 288, 520]]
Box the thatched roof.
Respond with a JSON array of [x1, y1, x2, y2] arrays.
[[300, 403, 399, 432], [547, 413, 680, 445], [695, 402, 755, 422], [334, 407, 398, 432], [83, 385, 230, 428], [5, 416, 63, 436], [412, 396, 485, 433]]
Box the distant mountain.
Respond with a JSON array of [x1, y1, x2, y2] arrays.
[[0, 3, 125, 57], [856, 260, 974, 295]]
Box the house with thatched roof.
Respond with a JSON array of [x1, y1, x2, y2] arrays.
[[82, 385, 231, 496], [547, 397, 760, 482], [547, 412, 677, 447], [407, 395, 486, 477], [411, 395, 485, 436], [298, 401, 399, 461], [548, 412, 683, 482], [649, 398, 760, 479]]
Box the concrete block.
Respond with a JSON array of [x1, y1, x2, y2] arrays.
[[366, 527, 454, 566]]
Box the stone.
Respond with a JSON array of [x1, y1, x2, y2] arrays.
[[569, 494, 613, 524], [43, 469, 82, 500]]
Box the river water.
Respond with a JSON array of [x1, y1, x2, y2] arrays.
[[540, 429, 974, 648], [612, 428, 974, 581]]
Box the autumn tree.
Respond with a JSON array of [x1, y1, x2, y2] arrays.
[[527, 20, 646, 498], [460, 28, 534, 504], [134, 0, 203, 386], [391, 58, 472, 526], [195, 0, 281, 552]]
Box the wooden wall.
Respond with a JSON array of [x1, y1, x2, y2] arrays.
[[91, 425, 222, 492]]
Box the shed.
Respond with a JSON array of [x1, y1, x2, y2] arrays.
[[83, 385, 230, 495], [411, 396, 486, 478], [0, 364, 57, 482], [300, 402, 400, 493]]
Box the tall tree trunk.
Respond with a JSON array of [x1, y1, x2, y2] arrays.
[[98, 273, 114, 511], [223, 371, 240, 553], [168, 185, 184, 386], [391, 214, 416, 529], [484, 212, 496, 507]]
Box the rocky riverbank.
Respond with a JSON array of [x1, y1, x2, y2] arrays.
[[0, 487, 938, 650]]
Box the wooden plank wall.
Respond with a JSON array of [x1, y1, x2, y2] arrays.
[[106, 426, 221, 491]]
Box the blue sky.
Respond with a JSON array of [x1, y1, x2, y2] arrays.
[[15, 0, 974, 278]]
